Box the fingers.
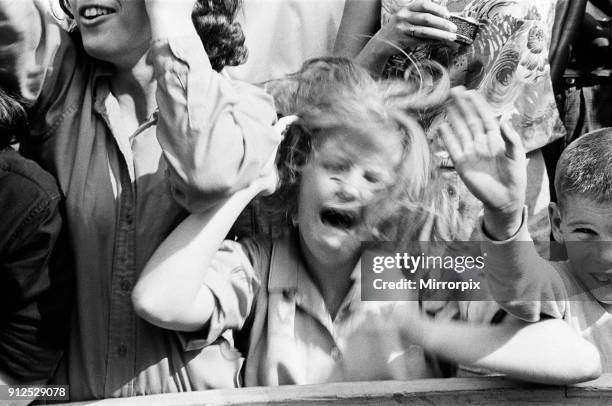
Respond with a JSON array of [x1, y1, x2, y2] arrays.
[[258, 145, 280, 196], [500, 121, 525, 161], [393, 0, 457, 43], [438, 87, 503, 164], [450, 87, 486, 148], [407, 0, 452, 20], [274, 115, 298, 141], [437, 122, 463, 163], [396, 9, 456, 33], [398, 24, 458, 43], [464, 91, 497, 136], [446, 103, 473, 151], [441, 87, 526, 172]]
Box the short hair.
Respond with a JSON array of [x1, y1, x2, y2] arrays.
[[555, 128, 612, 207], [0, 88, 28, 149], [261, 57, 451, 243], [58, 0, 246, 72]]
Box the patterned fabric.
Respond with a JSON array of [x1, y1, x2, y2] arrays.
[[381, 0, 564, 151]]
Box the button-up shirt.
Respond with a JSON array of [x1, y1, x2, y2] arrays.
[[0, 0, 279, 400], [184, 232, 500, 386]]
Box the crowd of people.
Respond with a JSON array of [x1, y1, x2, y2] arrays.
[[0, 0, 609, 403]]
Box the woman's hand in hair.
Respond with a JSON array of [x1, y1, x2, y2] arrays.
[[438, 87, 526, 241], [247, 115, 295, 197], [145, 0, 197, 39]]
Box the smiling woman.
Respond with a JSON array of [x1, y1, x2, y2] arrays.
[[68, 0, 152, 66], [56, 0, 247, 71], [0, 0, 279, 401]]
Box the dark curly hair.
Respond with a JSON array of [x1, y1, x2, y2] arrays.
[[0, 88, 28, 149], [58, 0, 247, 71]]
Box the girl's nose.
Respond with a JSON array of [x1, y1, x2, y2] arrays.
[[335, 181, 359, 202], [333, 172, 373, 203]]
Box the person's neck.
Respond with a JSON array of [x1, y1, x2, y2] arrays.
[[298, 235, 358, 320], [110, 51, 157, 125]]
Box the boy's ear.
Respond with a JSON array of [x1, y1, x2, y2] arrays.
[[549, 202, 564, 243]]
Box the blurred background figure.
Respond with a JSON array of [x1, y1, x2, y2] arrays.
[[225, 0, 346, 83]]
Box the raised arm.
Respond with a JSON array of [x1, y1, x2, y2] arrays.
[[334, 0, 457, 75], [333, 0, 381, 59], [409, 315, 601, 384], [145, 0, 281, 213], [132, 151, 276, 332], [438, 87, 567, 321]]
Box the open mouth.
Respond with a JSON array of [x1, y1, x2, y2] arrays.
[[320, 207, 359, 230], [80, 6, 116, 20]]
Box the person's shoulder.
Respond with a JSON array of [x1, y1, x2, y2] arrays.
[[237, 234, 274, 266], [0, 148, 60, 202]]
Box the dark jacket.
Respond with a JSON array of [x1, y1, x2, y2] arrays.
[[0, 147, 70, 381]]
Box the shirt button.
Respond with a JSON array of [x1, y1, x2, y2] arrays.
[[331, 346, 342, 362], [117, 344, 128, 357], [120, 278, 132, 292]]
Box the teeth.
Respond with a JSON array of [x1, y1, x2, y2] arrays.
[[83, 7, 112, 19]]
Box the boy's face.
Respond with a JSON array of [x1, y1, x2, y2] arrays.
[[296, 130, 402, 269], [550, 195, 612, 304], [72, 0, 152, 67]]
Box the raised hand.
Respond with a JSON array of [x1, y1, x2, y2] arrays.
[[250, 115, 296, 196], [252, 144, 279, 197], [376, 0, 457, 55], [438, 87, 526, 239]]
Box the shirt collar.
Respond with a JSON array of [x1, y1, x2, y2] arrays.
[[268, 229, 301, 292], [268, 229, 363, 312], [92, 64, 114, 116]]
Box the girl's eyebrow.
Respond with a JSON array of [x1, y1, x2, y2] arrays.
[[566, 221, 596, 228]]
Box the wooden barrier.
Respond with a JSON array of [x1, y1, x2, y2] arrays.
[[60, 375, 612, 406]]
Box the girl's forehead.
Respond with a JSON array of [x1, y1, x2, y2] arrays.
[[317, 128, 403, 161], [314, 132, 402, 171]]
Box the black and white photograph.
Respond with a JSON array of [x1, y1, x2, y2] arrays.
[[0, 0, 610, 405]]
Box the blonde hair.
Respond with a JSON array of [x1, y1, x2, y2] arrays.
[[262, 57, 452, 244]]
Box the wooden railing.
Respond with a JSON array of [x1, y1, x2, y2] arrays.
[[62, 375, 612, 406]]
